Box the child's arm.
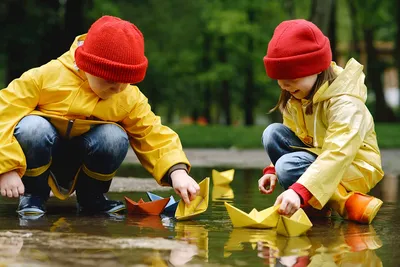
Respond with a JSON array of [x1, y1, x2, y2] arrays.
[[294, 96, 371, 209], [121, 88, 199, 202], [0, 69, 41, 178]]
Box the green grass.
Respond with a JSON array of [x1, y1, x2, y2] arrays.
[[171, 123, 400, 149]]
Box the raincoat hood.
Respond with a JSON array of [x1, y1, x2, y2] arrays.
[[58, 34, 87, 79], [313, 58, 367, 103]]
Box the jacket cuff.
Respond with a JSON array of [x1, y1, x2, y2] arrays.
[[161, 163, 188, 186], [289, 183, 313, 207], [263, 166, 276, 175]]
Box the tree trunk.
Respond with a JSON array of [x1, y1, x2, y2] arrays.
[[347, 0, 361, 58], [38, 0, 62, 65], [202, 32, 212, 124], [395, 0, 400, 110], [328, 0, 337, 61], [310, 0, 334, 34], [244, 8, 255, 125], [218, 36, 231, 125], [283, 0, 295, 18], [63, 0, 85, 51], [364, 29, 396, 122], [5, 1, 27, 84]]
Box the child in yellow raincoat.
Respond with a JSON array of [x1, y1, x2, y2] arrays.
[[258, 19, 384, 224], [0, 16, 200, 215]]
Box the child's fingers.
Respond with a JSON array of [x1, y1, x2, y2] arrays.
[[274, 194, 283, 206], [6, 189, 13, 198], [180, 190, 190, 205], [270, 178, 276, 192], [0, 189, 6, 197], [17, 185, 24, 196], [188, 185, 197, 200], [12, 188, 19, 198]]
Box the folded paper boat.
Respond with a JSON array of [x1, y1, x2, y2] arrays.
[[224, 202, 280, 229], [212, 169, 235, 186], [175, 177, 210, 220], [276, 208, 313, 237], [146, 192, 180, 217], [124, 197, 170, 216]]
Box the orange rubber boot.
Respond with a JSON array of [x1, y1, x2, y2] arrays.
[[345, 193, 383, 224]]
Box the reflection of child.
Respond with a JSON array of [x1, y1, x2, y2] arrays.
[[258, 19, 384, 224], [0, 15, 199, 215]]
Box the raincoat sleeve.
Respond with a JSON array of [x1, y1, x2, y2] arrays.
[[0, 68, 41, 177], [296, 96, 369, 209], [121, 89, 190, 186]]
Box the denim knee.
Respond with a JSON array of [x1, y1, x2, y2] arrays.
[[14, 115, 59, 168], [261, 123, 287, 151], [275, 154, 299, 190], [83, 124, 129, 174]]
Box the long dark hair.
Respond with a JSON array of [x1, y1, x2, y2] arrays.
[[270, 66, 338, 115]]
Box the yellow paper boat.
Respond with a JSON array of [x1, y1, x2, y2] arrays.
[[276, 208, 313, 237], [175, 177, 210, 220], [212, 169, 235, 186], [224, 202, 280, 229], [212, 185, 234, 201]]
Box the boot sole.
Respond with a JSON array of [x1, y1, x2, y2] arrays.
[[17, 208, 45, 216], [361, 198, 383, 224]]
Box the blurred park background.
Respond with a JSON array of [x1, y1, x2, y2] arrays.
[[1, 0, 400, 148]]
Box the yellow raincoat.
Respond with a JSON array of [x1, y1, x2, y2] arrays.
[[0, 34, 190, 198], [282, 58, 384, 210]]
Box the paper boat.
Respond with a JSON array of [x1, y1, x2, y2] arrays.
[[175, 177, 210, 220], [146, 192, 180, 217], [276, 208, 313, 237], [212, 185, 234, 202], [124, 197, 170, 216], [224, 202, 280, 229], [212, 169, 235, 186]]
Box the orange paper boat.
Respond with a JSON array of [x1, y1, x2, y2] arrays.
[[124, 197, 170, 215]]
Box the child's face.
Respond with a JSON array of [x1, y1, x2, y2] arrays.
[[86, 73, 129, 100], [277, 74, 318, 99]]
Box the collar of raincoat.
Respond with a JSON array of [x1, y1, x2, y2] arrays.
[[313, 58, 367, 104], [57, 34, 88, 81]]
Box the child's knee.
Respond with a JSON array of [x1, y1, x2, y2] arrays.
[[86, 124, 129, 159], [262, 123, 285, 148], [14, 115, 58, 149], [275, 155, 298, 189]]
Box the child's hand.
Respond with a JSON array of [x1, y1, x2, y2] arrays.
[[0, 171, 24, 198], [258, 174, 278, 194], [170, 170, 200, 205], [274, 189, 301, 216]]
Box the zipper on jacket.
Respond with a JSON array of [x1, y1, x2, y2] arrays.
[[65, 119, 74, 139]]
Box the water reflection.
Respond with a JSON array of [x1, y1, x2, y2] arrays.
[[212, 185, 234, 202], [174, 221, 209, 261], [225, 220, 382, 266]]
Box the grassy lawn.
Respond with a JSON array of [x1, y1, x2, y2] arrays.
[[171, 123, 400, 149]]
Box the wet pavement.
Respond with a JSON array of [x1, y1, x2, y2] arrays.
[[0, 167, 398, 266]]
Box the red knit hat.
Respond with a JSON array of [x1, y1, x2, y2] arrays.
[[75, 15, 148, 84], [263, 19, 331, 80]]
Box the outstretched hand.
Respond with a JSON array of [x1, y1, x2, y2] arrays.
[[258, 173, 277, 194], [274, 189, 301, 216], [170, 170, 200, 205], [0, 171, 24, 198]]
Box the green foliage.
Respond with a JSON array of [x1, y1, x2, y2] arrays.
[[171, 123, 400, 149]]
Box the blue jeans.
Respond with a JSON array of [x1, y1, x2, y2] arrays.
[[14, 115, 129, 200], [262, 123, 317, 190]]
